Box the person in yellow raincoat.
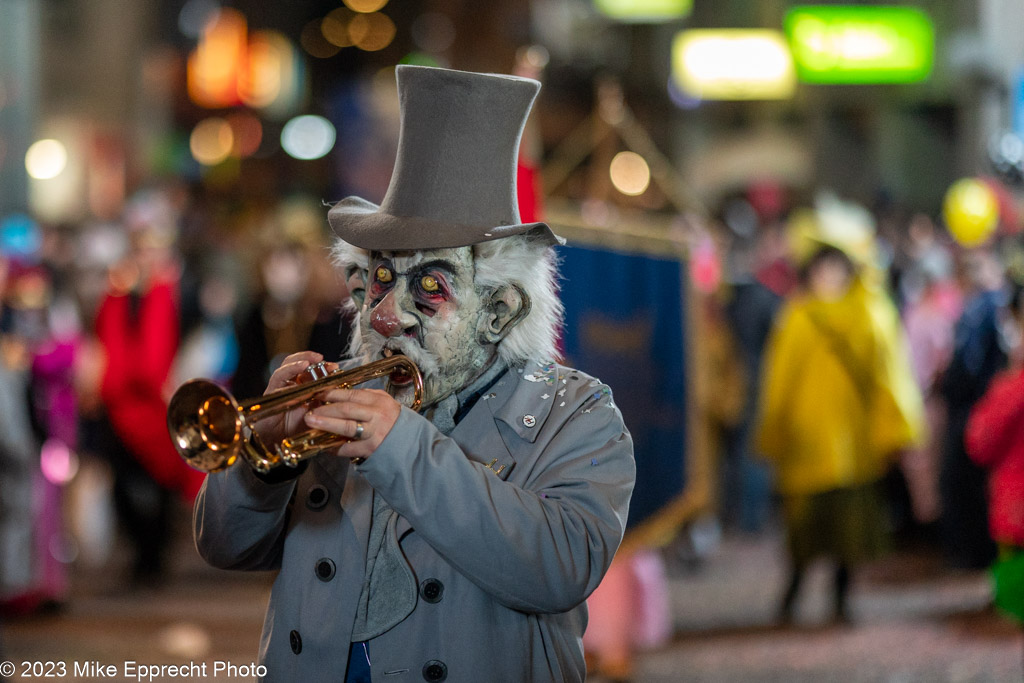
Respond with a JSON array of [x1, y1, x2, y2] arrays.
[[757, 196, 924, 625]]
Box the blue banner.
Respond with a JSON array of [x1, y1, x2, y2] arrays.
[[558, 244, 688, 528]]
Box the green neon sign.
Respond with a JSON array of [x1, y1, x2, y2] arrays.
[[785, 5, 934, 84], [594, 0, 693, 23]]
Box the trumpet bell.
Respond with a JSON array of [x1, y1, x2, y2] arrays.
[[166, 379, 245, 473]]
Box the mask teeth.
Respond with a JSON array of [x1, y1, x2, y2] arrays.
[[382, 345, 407, 359]]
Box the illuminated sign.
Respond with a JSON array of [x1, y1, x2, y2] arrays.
[[594, 0, 692, 23], [671, 30, 795, 100], [785, 5, 934, 84]]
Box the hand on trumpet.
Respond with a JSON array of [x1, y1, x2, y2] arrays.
[[262, 350, 401, 462], [303, 385, 401, 461], [255, 351, 337, 446]]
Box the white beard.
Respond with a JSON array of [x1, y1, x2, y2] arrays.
[[359, 327, 441, 380], [355, 310, 494, 408], [357, 320, 447, 408]]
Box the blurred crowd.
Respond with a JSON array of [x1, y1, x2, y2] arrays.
[[0, 183, 352, 615], [700, 183, 1024, 574], [2, 175, 1024, 680], [584, 182, 1024, 680]]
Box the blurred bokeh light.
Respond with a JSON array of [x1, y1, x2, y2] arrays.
[[344, 0, 390, 14], [349, 12, 396, 52], [0, 213, 41, 258], [186, 11, 304, 115], [40, 438, 79, 486], [186, 8, 247, 108], [225, 112, 263, 159], [322, 8, 356, 48], [189, 117, 234, 166], [609, 151, 651, 196], [24, 139, 68, 180], [239, 31, 284, 109], [280, 115, 336, 160], [594, 0, 693, 23]]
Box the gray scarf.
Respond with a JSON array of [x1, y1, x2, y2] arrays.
[[350, 359, 507, 641]]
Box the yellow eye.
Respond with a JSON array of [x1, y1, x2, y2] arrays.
[[421, 275, 440, 292], [376, 266, 393, 283]]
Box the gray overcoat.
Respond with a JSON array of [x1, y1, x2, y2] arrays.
[[193, 361, 635, 682]]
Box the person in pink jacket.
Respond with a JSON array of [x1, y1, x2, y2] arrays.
[[966, 284, 1024, 622]]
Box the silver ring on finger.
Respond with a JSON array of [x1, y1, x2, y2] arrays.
[[353, 422, 365, 440]]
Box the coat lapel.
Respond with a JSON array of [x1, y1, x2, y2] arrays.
[[315, 455, 371, 566], [452, 369, 519, 479]]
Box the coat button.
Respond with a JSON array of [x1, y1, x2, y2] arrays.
[[419, 578, 444, 604], [306, 485, 329, 510], [315, 558, 336, 582], [422, 660, 447, 681], [289, 630, 302, 654]]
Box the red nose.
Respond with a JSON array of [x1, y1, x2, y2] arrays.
[[370, 302, 404, 337]]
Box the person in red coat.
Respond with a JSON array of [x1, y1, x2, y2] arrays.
[[96, 272, 195, 496], [93, 194, 204, 583], [966, 283, 1024, 622]]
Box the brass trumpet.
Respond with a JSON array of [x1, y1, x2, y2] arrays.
[[167, 356, 423, 474]]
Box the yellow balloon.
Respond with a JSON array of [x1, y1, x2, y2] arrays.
[[943, 178, 999, 247]]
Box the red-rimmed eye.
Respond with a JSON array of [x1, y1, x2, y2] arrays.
[[421, 275, 440, 292], [367, 264, 395, 305], [414, 271, 449, 300]]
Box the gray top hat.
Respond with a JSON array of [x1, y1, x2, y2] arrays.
[[328, 65, 563, 251]]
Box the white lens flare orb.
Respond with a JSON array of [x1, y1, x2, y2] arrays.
[[281, 115, 336, 160], [25, 139, 68, 179]]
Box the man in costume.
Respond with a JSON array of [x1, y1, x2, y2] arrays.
[[194, 65, 635, 682]]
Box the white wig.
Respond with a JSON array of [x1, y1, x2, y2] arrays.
[[331, 233, 564, 365]]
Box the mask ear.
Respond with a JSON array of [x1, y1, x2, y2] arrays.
[[482, 284, 531, 344], [346, 265, 368, 308]]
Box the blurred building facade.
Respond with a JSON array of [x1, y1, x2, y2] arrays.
[[2, 0, 1023, 222]]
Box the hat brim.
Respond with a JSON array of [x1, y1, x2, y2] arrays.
[[327, 196, 564, 251]]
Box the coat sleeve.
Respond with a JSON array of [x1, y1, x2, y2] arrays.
[[357, 392, 634, 614], [966, 371, 1024, 469], [192, 462, 298, 571]]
